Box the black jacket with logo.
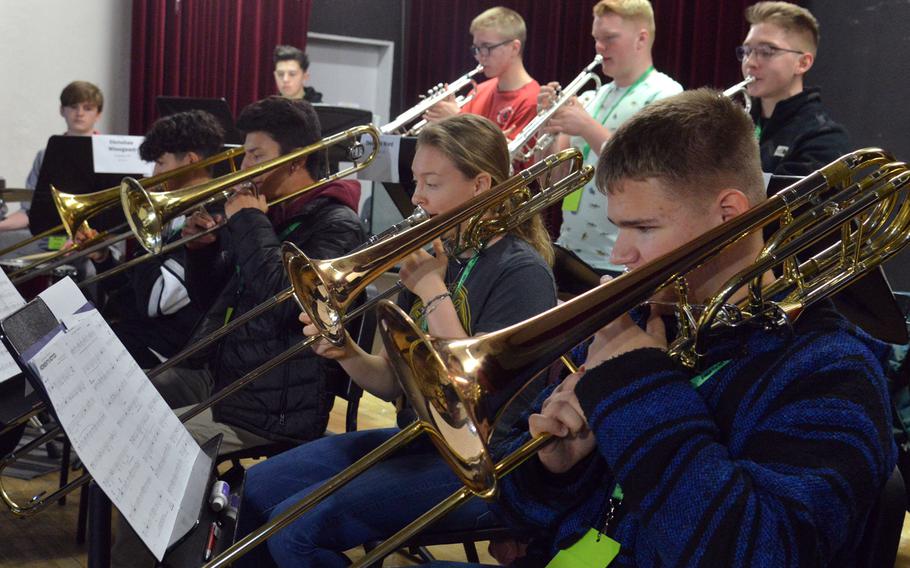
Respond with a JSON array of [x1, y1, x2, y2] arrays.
[[750, 87, 850, 177], [184, 181, 365, 442]]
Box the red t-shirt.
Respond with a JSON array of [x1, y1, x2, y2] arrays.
[[461, 78, 540, 140]]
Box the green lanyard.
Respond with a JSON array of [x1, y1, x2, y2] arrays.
[[563, 66, 654, 212], [419, 252, 479, 332], [754, 122, 763, 141], [581, 65, 654, 163]]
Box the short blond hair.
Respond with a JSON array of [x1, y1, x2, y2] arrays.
[[593, 0, 656, 40], [746, 1, 819, 53], [469, 6, 527, 47]]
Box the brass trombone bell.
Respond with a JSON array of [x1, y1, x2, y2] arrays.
[[121, 124, 381, 254], [50, 146, 246, 240], [374, 148, 906, 502], [285, 148, 592, 346]]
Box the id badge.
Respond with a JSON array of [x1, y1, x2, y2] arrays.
[[545, 528, 620, 568]]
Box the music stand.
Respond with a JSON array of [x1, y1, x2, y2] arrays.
[[156, 97, 242, 146], [29, 136, 126, 236], [0, 298, 231, 567]]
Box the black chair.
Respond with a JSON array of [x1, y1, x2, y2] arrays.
[[854, 466, 905, 568]]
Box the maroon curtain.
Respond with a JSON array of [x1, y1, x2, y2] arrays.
[[404, 0, 759, 108], [130, 0, 312, 135]]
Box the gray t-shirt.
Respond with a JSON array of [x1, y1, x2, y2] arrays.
[[395, 234, 557, 424]]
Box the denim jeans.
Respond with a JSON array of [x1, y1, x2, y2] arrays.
[[237, 428, 500, 567]]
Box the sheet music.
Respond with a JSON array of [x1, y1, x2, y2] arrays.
[[27, 306, 205, 561], [0, 266, 26, 383]]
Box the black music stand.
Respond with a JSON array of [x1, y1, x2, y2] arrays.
[[0, 298, 232, 567], [380, 136, 418, 218], [156, 97, 242, 146], [29, 136, 126, 236]]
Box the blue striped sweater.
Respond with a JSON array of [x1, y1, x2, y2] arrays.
[[497, 301, 896, 566]]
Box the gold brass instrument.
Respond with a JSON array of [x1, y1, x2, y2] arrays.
[[202, 149, 594, 567], [4, 147, 246, 283], [509, 55, 604, 161], [352, 148, 910, 564], [122, 124, 380, 255], [724, 75, 756, 114], [0, 127, 379, 468], [381, 65, 484, 135], [1, 149, 592, 521]]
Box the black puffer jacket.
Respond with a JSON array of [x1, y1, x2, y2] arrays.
[[185, 181, 365, 442], [750, 87, 850, 177]]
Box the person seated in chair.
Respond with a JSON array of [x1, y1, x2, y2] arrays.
[[77, 110, 223, 368], [441, 90, 895, 567], [235, 114, 559, 567], [112, 96, 367, 568]]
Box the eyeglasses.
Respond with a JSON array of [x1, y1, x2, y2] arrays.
[[469, 39, 513, 57], [735, 44, 805, 62]]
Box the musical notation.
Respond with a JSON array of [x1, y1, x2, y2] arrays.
[[27, 303, 205, 562]]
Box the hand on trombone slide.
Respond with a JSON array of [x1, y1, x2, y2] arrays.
[[181, 209, 223, 250], [72, 225, 110, 263], [300, 311, 354, 360]]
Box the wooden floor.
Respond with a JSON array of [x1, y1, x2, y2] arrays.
[[0, 393, 494, 567], [3, 392, 910, 567]]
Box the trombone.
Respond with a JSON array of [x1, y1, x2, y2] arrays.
[[509, 55, 604, 161], [71, 124, 382, 289], [203, 149, 594, 566], [0, 126, 379, 441], [356, 148, 910, 564], [381, 65, 484, 135], [208, 147, 909, 566], [0, 148, 593, 519], [4, 147, 246, 283]]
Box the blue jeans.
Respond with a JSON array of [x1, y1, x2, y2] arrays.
[[237, 428, 499, 567]]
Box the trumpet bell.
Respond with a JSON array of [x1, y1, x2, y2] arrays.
[[377, 300, 496, 497]]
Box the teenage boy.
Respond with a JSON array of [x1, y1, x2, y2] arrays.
[[273, 44, 323, 103], [541, 0, 682, 274], [488, 90, 895, 566], [424, 6, 539, 139], [79, 110, 224, 368], [739, 1, 849, 176], [112, 96, 366, 567], [2, 81, 104, 234]]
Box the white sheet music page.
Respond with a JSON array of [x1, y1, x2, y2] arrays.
[[26, 294, 204, 561], [0, 265, 26, 383]]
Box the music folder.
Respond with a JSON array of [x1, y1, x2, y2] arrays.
[[0, 278, 212, 562]]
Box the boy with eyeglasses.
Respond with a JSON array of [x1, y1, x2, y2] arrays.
[[738, 1, 848, 176], [424, 6, 539, 139]]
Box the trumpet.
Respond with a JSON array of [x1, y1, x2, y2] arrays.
[[1, 149, 593, 520], [509, 55, 603, 161], [353, 148, 909, 564], [724, 75, 756, 114], [381, 65, 484, 135], [4, 147, 246, 283]]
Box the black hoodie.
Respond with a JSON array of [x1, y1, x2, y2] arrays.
[[750, 87, 850, 177]]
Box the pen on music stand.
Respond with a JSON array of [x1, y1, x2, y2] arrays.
[[203, 521, 220, 561]]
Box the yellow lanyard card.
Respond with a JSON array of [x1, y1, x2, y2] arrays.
[[546, 528, 620, 568]]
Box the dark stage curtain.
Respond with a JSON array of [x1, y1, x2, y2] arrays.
[[130, 0, 312, 135], [404, 0, 758, 107]]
